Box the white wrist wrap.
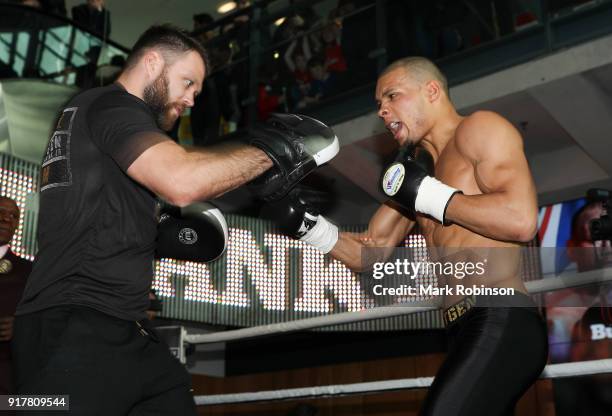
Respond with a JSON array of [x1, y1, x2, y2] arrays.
[[300, 215, 339, 254], [415, 176, 460, 224]]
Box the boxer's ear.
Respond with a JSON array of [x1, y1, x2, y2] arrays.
[[425, 80, 442, 103], [143, 50, 164, 81]]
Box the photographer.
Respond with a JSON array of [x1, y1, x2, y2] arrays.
[[555, 192, 612, 416]]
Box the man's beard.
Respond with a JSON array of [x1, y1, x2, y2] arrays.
[[143, 69, 178, 131]]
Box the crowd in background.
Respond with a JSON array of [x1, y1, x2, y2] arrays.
[[0, 0, 600, 144], [187, 0, 594, 145]]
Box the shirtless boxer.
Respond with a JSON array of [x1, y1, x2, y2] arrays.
[[268, 57, 549, 415]]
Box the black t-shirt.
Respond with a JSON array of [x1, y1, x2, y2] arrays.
[[17, 84, 168, 320]]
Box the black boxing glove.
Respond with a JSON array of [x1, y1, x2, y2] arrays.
[[156, 202, 228, 262], [381, 145, 461, 224], [248, 113, 339, 201], [261, 189, 338, 254]]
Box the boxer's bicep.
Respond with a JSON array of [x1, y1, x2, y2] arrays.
[[457, 112, 538, 233], [475, 131, 535, 212], [127, 140, 192, 205]]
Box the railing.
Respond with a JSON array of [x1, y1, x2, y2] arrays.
[[2, 1, 612, 142], [188, 0, 612, 142], [0, 3, 128, 88]]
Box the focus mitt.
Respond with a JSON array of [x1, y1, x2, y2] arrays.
[[248, 113, 339, 201], [156, 202, 228, 262]]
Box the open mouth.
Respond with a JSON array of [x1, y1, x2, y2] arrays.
[[386, 121, 403, 138]]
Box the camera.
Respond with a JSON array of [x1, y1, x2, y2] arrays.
[[586, 188, 612, 241]]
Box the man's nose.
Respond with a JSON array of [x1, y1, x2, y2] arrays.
[[183, 93, 194, 108], [378, 105, 388, 118]]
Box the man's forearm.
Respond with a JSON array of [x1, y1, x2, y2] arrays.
[[329, 233, 364, 271], [177, 143, 273, 203]]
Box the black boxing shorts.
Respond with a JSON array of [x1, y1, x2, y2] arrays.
[[420, 292, 548, 416]]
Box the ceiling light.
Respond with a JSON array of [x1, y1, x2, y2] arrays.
[[217, 1, 237, 14]]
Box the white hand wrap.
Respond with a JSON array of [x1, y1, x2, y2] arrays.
[[415, 176, 460, 224], [299, 215, 339, 254]]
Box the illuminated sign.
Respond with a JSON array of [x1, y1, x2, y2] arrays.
[[0, 154, 443, 330]]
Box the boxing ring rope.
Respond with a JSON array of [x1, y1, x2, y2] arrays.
[[185, 301, 437, 344], [188, 267, 612, 406], [524, 266, 612, 294], [194, 359, 612, 405], [185, 267, 612, 345]]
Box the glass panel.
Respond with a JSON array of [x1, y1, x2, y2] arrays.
[[0, 33, 12, 64], [38, 26, 71, 76], [0, 3, 128, 87], [14, 31, 30, 76]]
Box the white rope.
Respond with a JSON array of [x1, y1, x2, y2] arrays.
[[184, 302, 437, 344], [194, 359, 612, 405], [186, 267, 612, 345], [525, 266, 612, 294]]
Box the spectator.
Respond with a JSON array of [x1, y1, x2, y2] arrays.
[[284, 37, 312, 110], [72, 0, 110, 39], [190, 34, 237, 143], [547, 202, 608, 362], [257, 64, 285, 120], [567, 202, 611, 273], [547, 202, 612, 416], [284, 35, 312, 84], [297, 56, 334, 108], [0, 196, 33, 395], [40, 0, 66, 16], [222, 0, 251, 58], [320, 22, 346, 74], [273, 14, 304, 45], [74, 45, 101, 89], [338, 0, 377, 87], [385, 1, 436, 60], [550, 201, 612, 415], [193, 12, 215, 45], [190, 12, 227, 144], [429, 0, 467, 57]]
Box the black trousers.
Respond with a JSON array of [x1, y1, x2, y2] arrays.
[[421, 295, 549, 416], [11, 306, 196, 415]]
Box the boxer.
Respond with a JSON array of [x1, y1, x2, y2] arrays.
[[267, 57, 548, 415]]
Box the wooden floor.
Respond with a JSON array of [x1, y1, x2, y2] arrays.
[[193, 353, 556, 416]]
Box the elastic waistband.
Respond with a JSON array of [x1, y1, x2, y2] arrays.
[[443, 292, 537, 326]]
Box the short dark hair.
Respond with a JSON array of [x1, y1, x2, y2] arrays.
[[380, 56, 449, 97], [194, 13, 214, 26], [125, 24, 209, 73]]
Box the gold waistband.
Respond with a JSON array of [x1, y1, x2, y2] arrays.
[[443, 296, 476, 326]]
